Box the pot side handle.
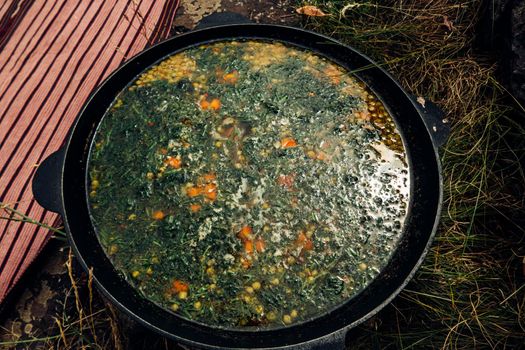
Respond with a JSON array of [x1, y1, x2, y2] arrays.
[[409, 95, 450, 148], [32, 148, 65, 214]]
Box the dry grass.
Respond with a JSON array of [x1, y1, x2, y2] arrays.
[[0, 248, 124, 350], [302, 0, 525, 348]]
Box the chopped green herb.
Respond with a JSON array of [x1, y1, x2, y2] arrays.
[[88, 40, 409, 329]]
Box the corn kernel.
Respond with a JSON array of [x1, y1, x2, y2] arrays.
[[91, 180, 99, 190], [109, 244, 118, 255], [306, 150, 316, 159], [283, 315, 292, 324]]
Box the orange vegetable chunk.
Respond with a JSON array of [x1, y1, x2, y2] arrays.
[[152, 210, 165, 220], [238, 226, 253, 241], [189, 203, 201, 213], [244, 240, 254, 254], [200, 99, 210, 110], [281, 137, 297, 148], [165, 156, 182, 169], [210, 98, 221, 111], [186, 186, 201, 197], [171, 280, 189, 293]]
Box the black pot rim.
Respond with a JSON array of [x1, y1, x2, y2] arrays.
[[36, 23, 443, 349]]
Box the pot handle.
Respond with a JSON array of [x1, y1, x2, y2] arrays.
[[195, 12, 253, 30], [409, 95, 450, 148], [32, 147, 65, 214]]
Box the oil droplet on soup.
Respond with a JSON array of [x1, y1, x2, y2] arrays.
[[88, 40, 410, 329]]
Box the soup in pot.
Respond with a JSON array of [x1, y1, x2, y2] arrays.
[[88, 40, 410, 329]]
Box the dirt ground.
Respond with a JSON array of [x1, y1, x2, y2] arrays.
[[176, 0, 296, 27]]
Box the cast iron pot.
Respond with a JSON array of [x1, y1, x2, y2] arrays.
[[33, 16, 449, 350]]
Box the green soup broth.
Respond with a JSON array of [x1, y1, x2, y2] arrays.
[[88, 40, 410, 329]]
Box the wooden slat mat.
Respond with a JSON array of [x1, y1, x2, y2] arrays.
[[0, 0, 179, 303]]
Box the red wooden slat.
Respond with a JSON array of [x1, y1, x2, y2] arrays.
[[0, 0, 178, 303]]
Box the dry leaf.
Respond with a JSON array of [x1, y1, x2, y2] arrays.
[[417, 96, 426, 108], [296, 5, 328, 17], [443, 16, 455, 31]]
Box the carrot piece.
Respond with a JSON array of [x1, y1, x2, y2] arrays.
[[223, 70, 238, 84], [165, 156, 182, 169], [205, 191, 217, 201], [171, 280, 189, 293], [255, 238, 265, 252], [200, 99, 210, 110], [296, 231, 314, 251], [186, 186, 202, 197], [244, 240, 254, 254], [202, 173, 216, 182], [303, 239, 314, 251], [189, 203, 201, 213], [238, 226, 253, 241], [281, 137, 297, 148], [152, 210, 165, 220], [296, 232, 307, 245], [159, 148, 168, 155], [204, 183, 217, 193], [209, 98, 221, 111], [241, 257, 252, 269], [203, 183, 217, 200]]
